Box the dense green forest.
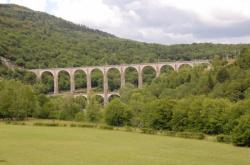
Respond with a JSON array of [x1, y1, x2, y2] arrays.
[[0, 4, 250, 147], [0, 4, 248, 69]]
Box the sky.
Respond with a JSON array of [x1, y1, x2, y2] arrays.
[[1, 0, 250, 44]]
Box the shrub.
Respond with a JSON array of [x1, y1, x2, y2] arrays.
[[74, 112, 85, 122], [161, 131, 176, 137], [99, 125, 114, 130], [217, 134, 232, 143], [86, 98, 101, 123], [141, 128, 157, 134], [232, 115, 250, 147], [141, 99, 173, 130], [105, 99, 132, 126], [124, 126, 133, 132], [33, 122, 60, 127], [70, 123, 96, 128], [5, 121, 26, 125], [176, 132, 205, 140]]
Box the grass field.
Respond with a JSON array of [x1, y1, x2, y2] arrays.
[[0, 123, 249, 165]]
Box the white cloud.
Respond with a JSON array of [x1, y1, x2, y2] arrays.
[[160, 0, 250, 26], [0, 0, 8, 3], [50, 0, 123, 28]]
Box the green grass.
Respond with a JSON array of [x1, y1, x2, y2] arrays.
[[0, 123, 249, 165]]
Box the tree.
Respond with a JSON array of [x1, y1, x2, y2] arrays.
[[232, 114, 250, 147], [86, 97, 102, 123], [141, 99, 174, 130], [105, 99, 131, 126], [237, 48, 250, 69], [216, 68, 230, 83], [0, 80, 39, 120]]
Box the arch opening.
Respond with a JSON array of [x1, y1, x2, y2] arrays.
[[58, 70, 70, 93], [108, 94, 120, 102], [107, 68, 120, 92], [93, 94, 104, 106], [178, 64, 192, 71], [142, 66, 156, 85], [74, 70, 87, 93], [160, 65, 175, 75], [41, 71, 54, 94], [125, 67, 138, 87], [91, 69, 103, 93]]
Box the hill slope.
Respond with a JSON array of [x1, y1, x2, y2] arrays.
[[0, 4, 248, 69]]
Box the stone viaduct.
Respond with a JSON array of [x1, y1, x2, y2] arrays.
[[29, 60, 210, 105]]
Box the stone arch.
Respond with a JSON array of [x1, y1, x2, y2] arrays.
[[178, 63, 193, 71], [91, 68, 104, 92], [107, 67, 121, 92], [74, 94, 88, 99], [58, 70, 70, 93], [94, 94, 105, 105], [108, 93, 120, 101], [106, 67, 121, 74], [141, 65, 157, 73], [74, 69, 87, 93], [40, 70, 54, 78], [160, 64, 175, 75], [124, 66, 139, 87], [57, 69, 71, 76], [74, 95, 88, 110], [90, 67, 104, 75], [141, 65, 157, 85], [124, 65, 138, 73], [40, 71, 54, 94]]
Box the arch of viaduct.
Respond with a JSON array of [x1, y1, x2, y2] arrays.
[[29, 60, 210, 105]]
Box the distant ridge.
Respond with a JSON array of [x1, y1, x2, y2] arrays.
[[0, 4, 248, 69]]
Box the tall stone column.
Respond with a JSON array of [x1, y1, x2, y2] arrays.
[[103, 70, 108, 105], [138, 66, 143, 88], [174, 63, 179, 72], [156, 65, 160, 77], [86, 69, 91, 95], [70, 71, 75, 93], [54, 72, 58, 94], [120, 68, 125, 88], [33, 70, 42, 81]]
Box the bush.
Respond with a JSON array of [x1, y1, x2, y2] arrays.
[[141, 128, 157, 134], [70, 123, 96, 128], [33, 122, 60, 127], [232, 115, 250, 147], [105, 99, 132, 126], [161, 131, 176, 137], [0, 80, 39, 120], [5, 121, 26, 125], [74, 112, 85, 122], [98, 125, 114, 130], [175, 132, 205, 140], [141, 99, 173, 130], [86, 98, 101, 123], [217, 134, 232, 143], [124, 126, 133, 132]]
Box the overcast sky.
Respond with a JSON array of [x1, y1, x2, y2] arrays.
[[1, 0, 250, 44]]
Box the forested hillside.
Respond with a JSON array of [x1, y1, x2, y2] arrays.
[[0, 4, 248, 69]]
